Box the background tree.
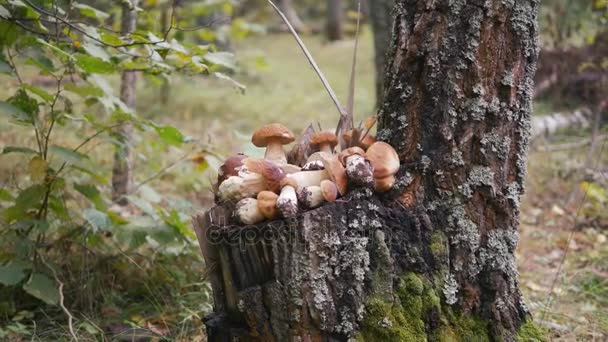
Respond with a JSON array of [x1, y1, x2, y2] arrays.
[[194, 0, 545, 340], [326, 0, 343, 41], [368, 0, 394, 106], [111, 0, 139, 205], [279, 0, 306, 32]]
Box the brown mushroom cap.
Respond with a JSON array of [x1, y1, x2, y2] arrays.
[[251, 124, 295, 147], [310, 131, 338, 150], [366, 142, 400, 178], [243, 158, 286, 193], [337, 147, 366, 166], [257, 191, 279, 219], [218, 153, 247, 184], [320, 180, 338, 202], [319, 152, 348, 195]]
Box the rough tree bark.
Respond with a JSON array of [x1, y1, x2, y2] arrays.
[[193, 0, 544, 340], [368, 0, 394, 106], [112, 0, 138, 205], [326, 0, 343, 41]]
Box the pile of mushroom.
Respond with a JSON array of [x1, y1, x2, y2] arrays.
[[215, 123, 400, 225]]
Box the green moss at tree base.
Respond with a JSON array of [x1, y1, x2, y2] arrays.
[[357, 272, 492, 342], [516, 320, 548, 342]]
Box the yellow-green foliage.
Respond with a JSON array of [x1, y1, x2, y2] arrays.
[[516, 320, 548, 342]]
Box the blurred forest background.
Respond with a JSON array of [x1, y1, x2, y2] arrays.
[[0, 0, 606, 340]]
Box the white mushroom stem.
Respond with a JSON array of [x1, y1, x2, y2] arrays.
[[286, 170, 329, 189], [240, 172, 267, 196], [277, 185, 298, 218], [234, 198, 265, 224], [297, 186, 324, 209], [264, 139, 287, 164], [319, 143, 333, 154], [279, 163, 301, 174], [344, 155, 374, 187]]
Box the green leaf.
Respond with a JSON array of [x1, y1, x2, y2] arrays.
[[100, 32, 122, 46], [72, 2, 109, 22], [81, 41, 110, 62], [5, 89, 39, 124], [74, 53, 115, 74], [215, 72, 246, 93], [63, 82, 104, 98], [154, 124, 184, 146], [0, 101, 30, 122], [161, 209, 196, 239], [2, 146, 38, 155], [25, 55, 56, 74], [0, 21, 19, 48], [0, 264, 27, 286], [203, 52, 236, 70], [14, 184, 46, 211], [35, 38, 71, 58], [0, 5, 10, 19], [74, 183, 106, 210], [49, 145, 88, 165], [21, 84, 54, 102], [23, 273, 59, 305], [83, 208, 112, 231], [0, 189, 14, 202], [28, 156, 48, 182], [126, 195, 157, 218]]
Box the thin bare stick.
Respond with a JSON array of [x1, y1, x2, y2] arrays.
[[267, 0, 346, 117], [345, 1, 361, 126], [336, 1, 361, 148], [40, 257, 77, 341]]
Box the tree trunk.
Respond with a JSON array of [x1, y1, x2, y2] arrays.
[[326, 0, 343, 41], [368, 0, 394, 107], [278, 0, 306, 33], [193, 0, 544, 340], [159, 2, 170, 106], [111, 0, 138, 205]]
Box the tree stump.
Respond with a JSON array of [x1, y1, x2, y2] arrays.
[[193, 188, 431, 341]]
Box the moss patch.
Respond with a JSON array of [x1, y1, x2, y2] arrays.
[[433, 307, 491, 342], [358, 273, 442, 341], [516, 320, 548, 342], [359, 272, 493, 341]]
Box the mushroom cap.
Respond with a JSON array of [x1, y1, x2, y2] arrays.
[[337, 147, 366, 166], [366, 142, 400, 178], [257, 191, 279, 219], [320, 180, 338, 202], [218, 153, 247, 184], [252, 124, 295, 147], [243, 158, 286, 193], [310, 131, 338, 149], [319, 152, 348, 196]]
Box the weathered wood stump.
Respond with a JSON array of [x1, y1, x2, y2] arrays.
[[193, 188, 432, 341]]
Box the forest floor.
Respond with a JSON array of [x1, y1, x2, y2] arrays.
[[0, 31, 606, 340]]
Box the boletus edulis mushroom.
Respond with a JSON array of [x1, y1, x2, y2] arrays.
[[251, 123, 295, 164], [365, 141, 400, 192]]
